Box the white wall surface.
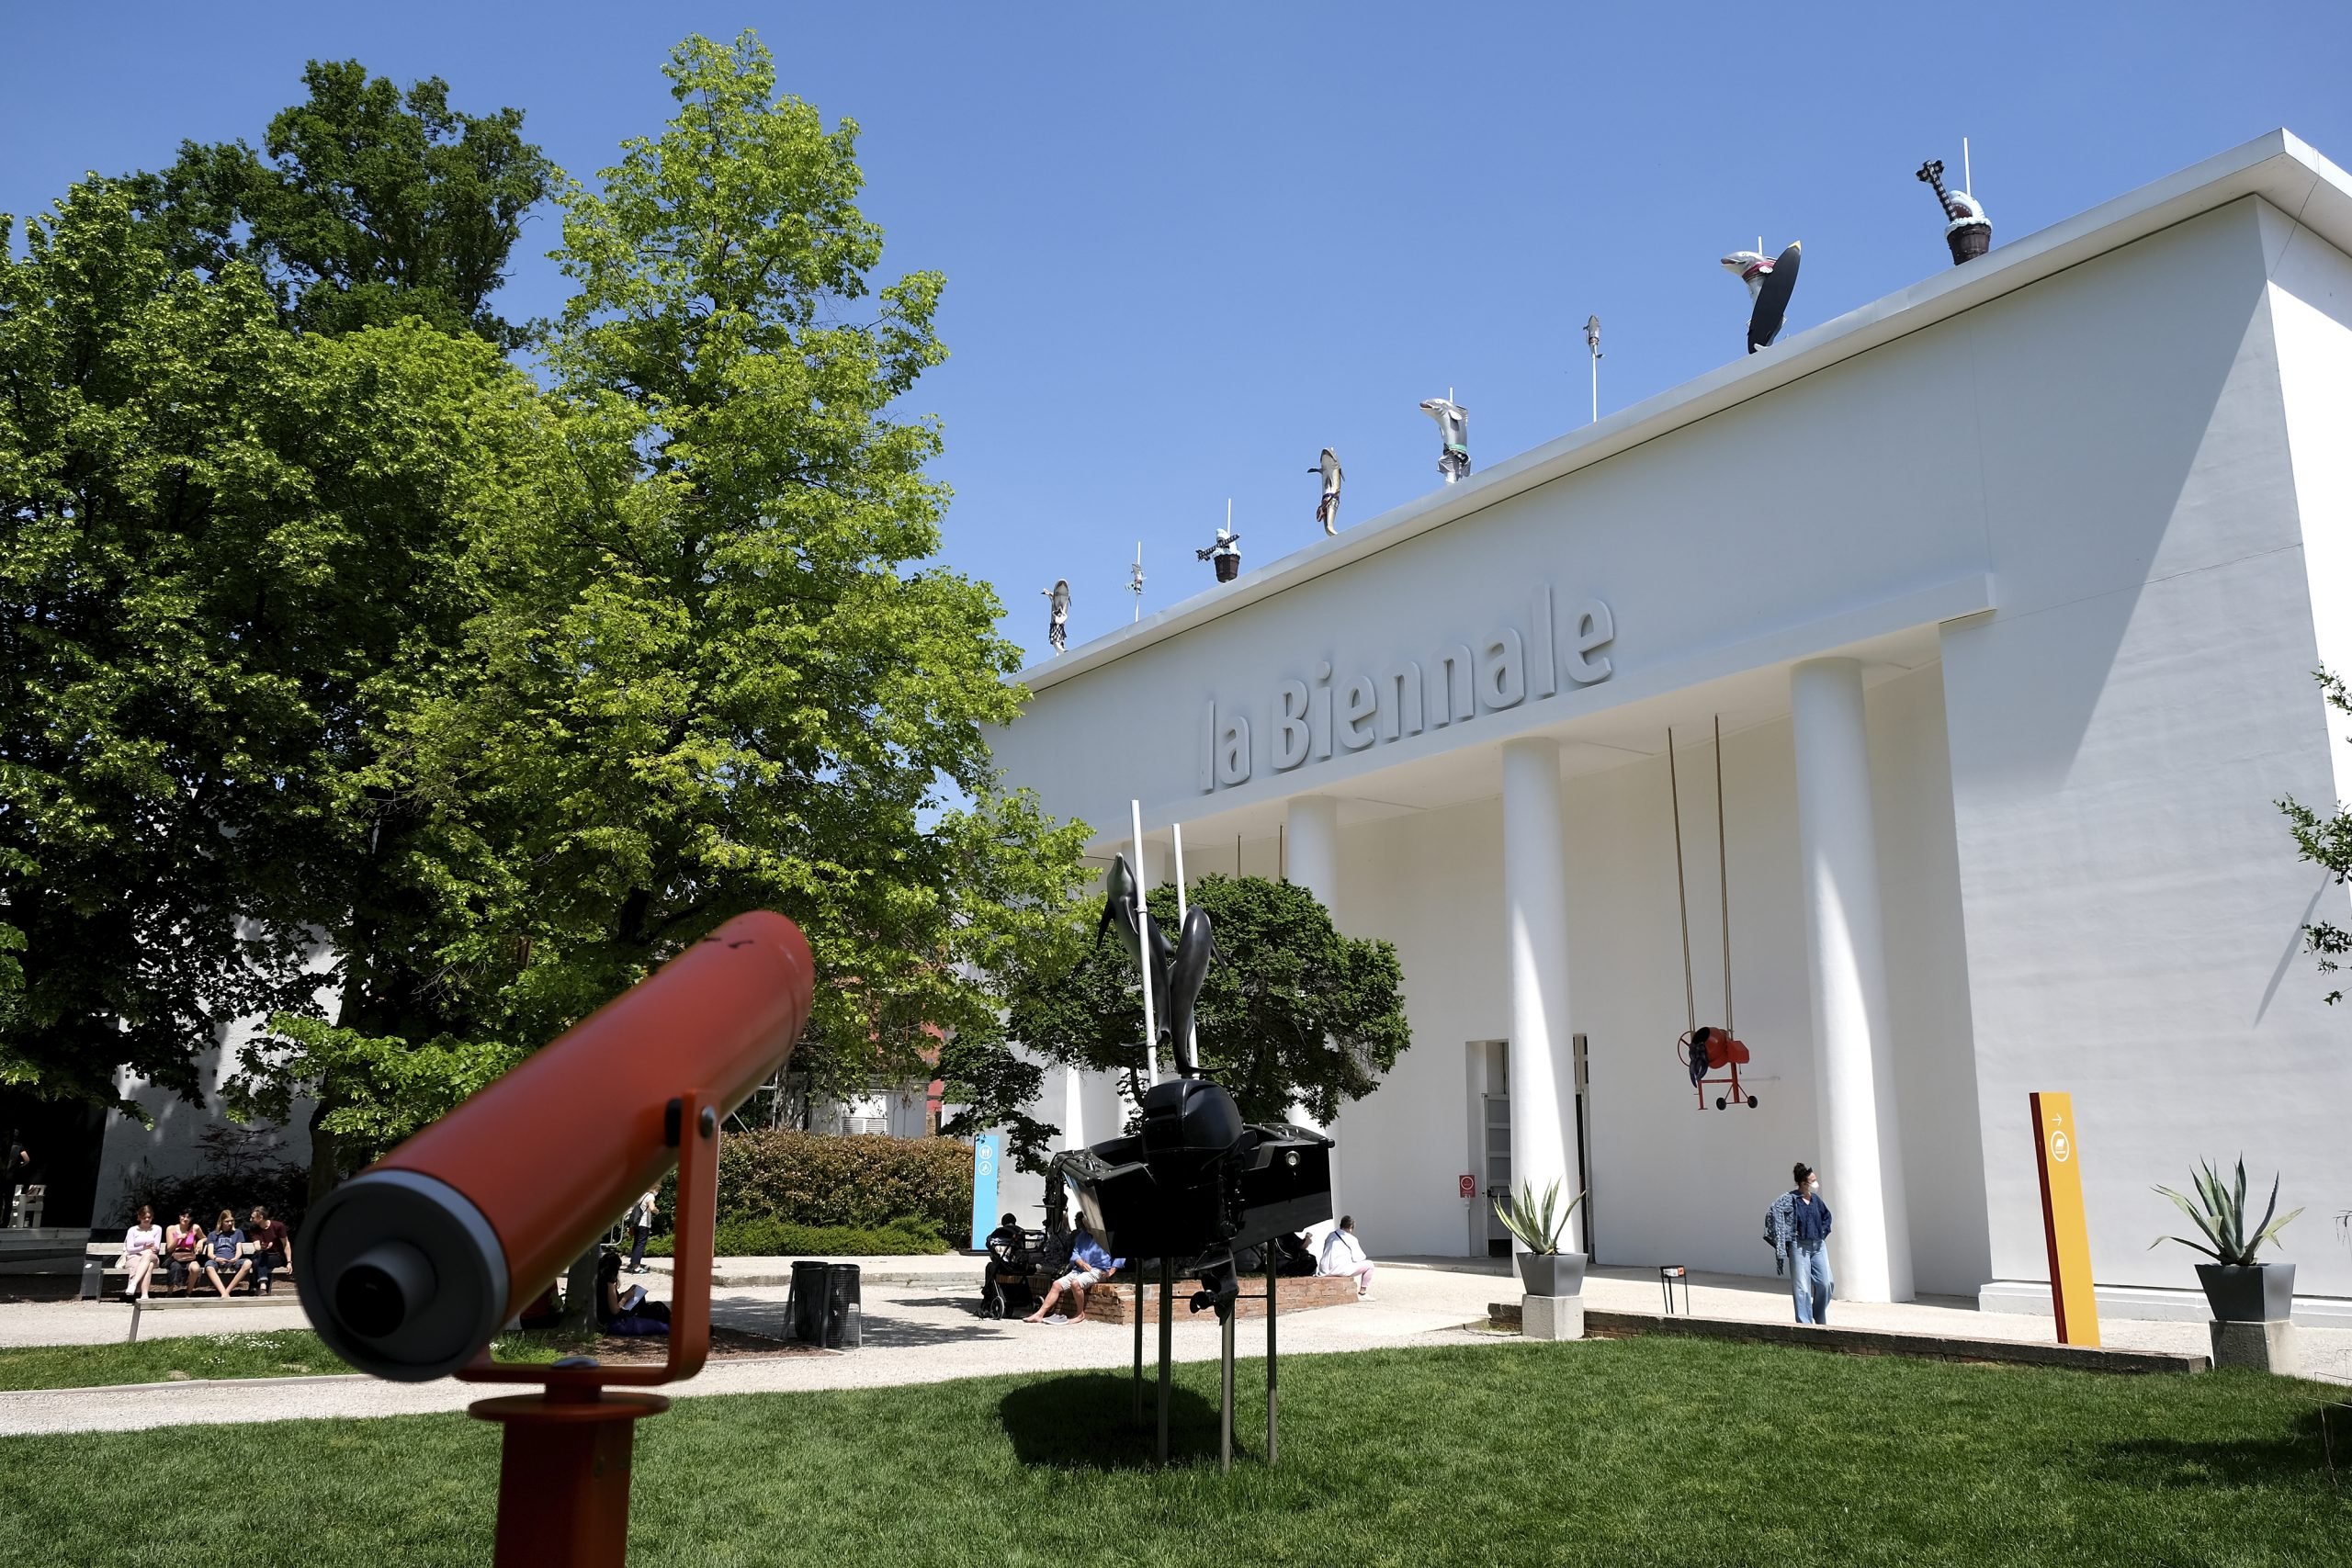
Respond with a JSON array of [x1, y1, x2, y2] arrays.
[[1940, 198, 2352, 1301], [994, 176, 2352, 1303], [1329, 797, 1510, 1259], [2271, 211, 2352, 840], [1289, 671, 1983, 1282], [1867, 667, 1990, 1296], [94, 1022, 314, 1227], [1556, 721, 1818, 1279]]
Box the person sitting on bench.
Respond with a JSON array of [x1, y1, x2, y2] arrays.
[[164, 1210, 206, 1295], [244, 1204, 291, 1295], [1023, 1223, 1122, 1324], [120, 1205, 164, 1301], [201, 1208, 252, 1297]]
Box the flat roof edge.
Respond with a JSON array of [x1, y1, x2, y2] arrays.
[[1017, 130, 2346, 694]]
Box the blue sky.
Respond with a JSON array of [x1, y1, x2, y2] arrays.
[[7, 4, 2351, 665]]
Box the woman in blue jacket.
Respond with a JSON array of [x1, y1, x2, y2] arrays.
[[1765, 1162, 1834, 1324]]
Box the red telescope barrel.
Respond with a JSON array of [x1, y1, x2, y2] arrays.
[[296, 910, 815, 1381]]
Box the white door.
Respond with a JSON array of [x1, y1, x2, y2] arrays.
[[1482, 1045, 1512, 1256]]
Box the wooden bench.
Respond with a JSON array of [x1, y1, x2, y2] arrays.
[[92, 1261, 288, 1303]]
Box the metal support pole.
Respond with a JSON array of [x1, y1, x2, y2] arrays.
[[1265, 1252, 1279, 1465], [1157, 1256, 1174, 1465], [477, 1390, 664, 1568], [1219, 1306, 1236, 1472], [1133, 1263, 1146, 1425]]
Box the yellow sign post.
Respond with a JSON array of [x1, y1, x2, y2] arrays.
[[2030, 1091, 2099, 1347]]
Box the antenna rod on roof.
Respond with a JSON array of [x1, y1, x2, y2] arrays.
[[1171, 822, 1193, 1063], [1584, 314, 1603, 425]]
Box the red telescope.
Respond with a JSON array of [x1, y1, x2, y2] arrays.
[[295, 910, 815, 1382]]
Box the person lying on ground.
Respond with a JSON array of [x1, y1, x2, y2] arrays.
[[202, 1209, 252, 1297], [120, 1205, 164, 1301], [1024, 1224, 1123, 1323]]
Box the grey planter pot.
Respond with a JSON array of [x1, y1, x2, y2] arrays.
[[2195, 1262, 2295, 1323], [1517, 1251, 1586, 1297]]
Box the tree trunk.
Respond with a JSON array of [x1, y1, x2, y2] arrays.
[[305, 1098, 341, 1209], [560, 1241, 605, 1333]]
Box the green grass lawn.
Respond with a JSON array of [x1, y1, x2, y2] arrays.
[[2, 1338, 2344, 1567], [0, 1329, 350, 1390], [0, 1326, 611, 1391]]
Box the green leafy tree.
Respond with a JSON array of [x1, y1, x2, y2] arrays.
[[232, 31, 1091, 1182], [4, 57, 558, 1142], [124, 60, 553, 346], [229, 1019, 526, 1167], [936, 1032, 1057, 1174], [1005, 874, 1412, 1126], [0, 179, 538, 1113], [2280, 668, 2352, 1003]]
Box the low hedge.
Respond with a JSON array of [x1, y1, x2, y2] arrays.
[[643, 1217, 948, 1258], [706, 1130, 973, 1235]]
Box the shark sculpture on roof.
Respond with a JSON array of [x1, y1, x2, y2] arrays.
[[1419, 398, 1469, 484], [1311, 447, 1343, 533]]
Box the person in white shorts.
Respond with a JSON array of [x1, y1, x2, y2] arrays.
[[1024, 1225, 1124, 1323]]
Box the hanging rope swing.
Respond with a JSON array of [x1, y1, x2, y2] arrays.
[[1668, 716, 1758, 1111]]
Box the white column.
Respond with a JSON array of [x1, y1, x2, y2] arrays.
[[1284, 795, 1343, 1227], [1284, 795, 1341, 912], [1500, 739, 1582, 1254], [1790, 658, 1913, 1303], [1054, 1066, 1087, 1153]]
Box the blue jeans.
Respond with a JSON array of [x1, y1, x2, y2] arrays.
[[1791, 1245, 1832, 1324]]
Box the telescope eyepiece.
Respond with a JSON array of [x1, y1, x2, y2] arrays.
[[295, 1169, 507, 1382], [335, 1240, 436, 1340]]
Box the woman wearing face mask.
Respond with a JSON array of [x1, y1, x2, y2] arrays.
[[1765, 1162, 1834, 1324]]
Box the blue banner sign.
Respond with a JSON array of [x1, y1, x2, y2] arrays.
[[969, 1133, 1003, 1250]]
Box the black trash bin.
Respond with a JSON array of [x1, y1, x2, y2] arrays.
[[788, 1260, 831, 1344], [822, 1263, 862, 1349]]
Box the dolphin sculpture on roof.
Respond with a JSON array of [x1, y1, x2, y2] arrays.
[[1720, 242, 1803, 354]]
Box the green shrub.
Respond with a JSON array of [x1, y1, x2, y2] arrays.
[[643, 1216, 948, 1258], [695, 1130, 974, 1236]]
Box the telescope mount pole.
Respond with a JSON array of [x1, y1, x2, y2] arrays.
[[1219, 1303, 1236, 1472], [1157, 1256, 1174, 1465], [1266, 1249, 1279, 1465], [465, 1088, 725, 1568]]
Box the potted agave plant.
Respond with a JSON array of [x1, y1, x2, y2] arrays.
[[2150, 1157, 2303, 1323], [1495, 1179, 1589, 1297]]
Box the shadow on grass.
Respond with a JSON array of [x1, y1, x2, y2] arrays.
[[2094, 1405, 2343, 1493], [999, 1371, 1227, 1472]]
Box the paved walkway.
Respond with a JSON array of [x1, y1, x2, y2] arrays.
[[0, 1263, 1495, 1436], [1559, 1263, 2352, 1380], [5, 1257, 2343, 1437]]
